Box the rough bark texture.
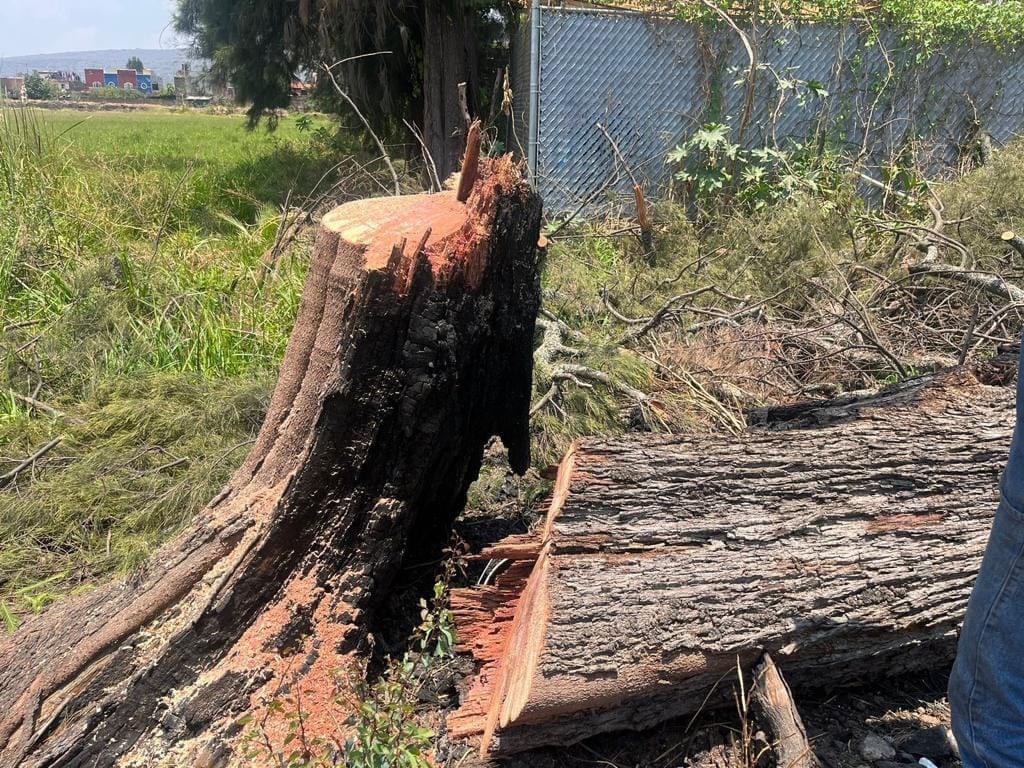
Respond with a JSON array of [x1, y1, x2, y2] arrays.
[[752, 654, 818, 768], [0, 156, 542, 768], [422, 0, 479, 179], [451, 364, 1015, 755]]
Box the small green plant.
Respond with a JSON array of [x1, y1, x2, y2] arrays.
[[240, 566, 458, 767], [668, 123, 840, 213], [344, 566, 457, 768]]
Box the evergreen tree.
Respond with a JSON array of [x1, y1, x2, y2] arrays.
[[126, 56, 145, 72], [175, 0, 507, 176]]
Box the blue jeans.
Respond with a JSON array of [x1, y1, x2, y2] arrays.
[[950, 355, 1024, 767]]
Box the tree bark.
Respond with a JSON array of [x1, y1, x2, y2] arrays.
[[422, 0, 480, 180], [450, 365, 1015, 755], [0, 156, 542, 768], [751, 653, 819, 768]]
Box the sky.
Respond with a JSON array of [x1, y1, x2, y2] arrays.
[[0, 0, 182, 57]]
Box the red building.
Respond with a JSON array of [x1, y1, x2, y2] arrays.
[[116, 69, 138, 89], [84, 68, 104, 88]]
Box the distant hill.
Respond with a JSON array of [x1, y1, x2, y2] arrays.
[[0, 49, 208, 82]]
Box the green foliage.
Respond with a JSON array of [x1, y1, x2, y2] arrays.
[[882, 0, 1024, 51], [84, 84, 145, 101], [126, 56, 145, 72], [677, 0, 1024, 53], [667, 122, 845, 215], [23, 73, 60, 100], [0, 374, 270, 617], [343, 571, 456, 768], [174, 0, 509, 151]]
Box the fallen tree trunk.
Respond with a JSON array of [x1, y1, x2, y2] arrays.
[[0, 155, 542, 767], [451, 364, 1015, 756]]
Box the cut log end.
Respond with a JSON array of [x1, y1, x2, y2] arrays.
[[450, 365, 1013, 756], [322, 153, 519, 293]]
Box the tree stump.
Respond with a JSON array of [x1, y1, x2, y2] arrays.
[[0, 156, 542, 767], [451, 365, 1014, 755]]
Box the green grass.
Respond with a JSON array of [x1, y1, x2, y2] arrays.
[[0, 107, 366, 622]]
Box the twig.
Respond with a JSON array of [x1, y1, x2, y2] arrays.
[[403, 119, 441, 192], [595, 122, 654, 260], [321, 57, 400, 195], [10, 391, 69, 421], [958, 303, 980, 366], [908, 262, 1024, 304], [698, 0, 757, 143], [0, 437, 61, 488]]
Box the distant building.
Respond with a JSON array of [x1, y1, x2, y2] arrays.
[[103, 71, 118, 87], [116, 69, 137, 89], [84, 68, 104, 88], [136, 71, 153, 94], [1, 76, 25, 100], [29, 70, 81, 92]]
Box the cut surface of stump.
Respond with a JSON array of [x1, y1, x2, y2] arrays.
[[0, 156, 542, 768], [451, 365, 1014, 755]]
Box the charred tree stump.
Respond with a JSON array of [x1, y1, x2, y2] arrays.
[[0, 156, 542, 767], [451, 365, 1015, 755]]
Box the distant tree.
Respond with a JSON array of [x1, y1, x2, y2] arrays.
[[24, 72, 60, 100], [126, 56, 145, 72], [175, 0, 508, 177]]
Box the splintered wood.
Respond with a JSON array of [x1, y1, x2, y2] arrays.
[[451, 366, 1015, 755], [0, 155, 542, 768]]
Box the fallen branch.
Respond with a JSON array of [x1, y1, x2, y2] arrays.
[[452, 364, 1012, 754], [909, 261, 1024, 304], [10, 392, 68, 421], [1001, 230, 1024, 259], [613, 286, 746, 344], [0, 437, 61, 489]]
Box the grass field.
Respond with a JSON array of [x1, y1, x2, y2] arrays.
[[0, 108, 361, 624]]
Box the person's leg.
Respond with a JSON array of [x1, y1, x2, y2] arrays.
[[950, 357, 1024, 767]]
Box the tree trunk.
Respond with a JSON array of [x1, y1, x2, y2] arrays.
[[0, 156, 542, 768], [422, 0, 480, 180], [450, 364, 1015, 756]]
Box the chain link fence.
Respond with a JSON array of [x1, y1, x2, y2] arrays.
[[510, 6, 1024, 214]]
